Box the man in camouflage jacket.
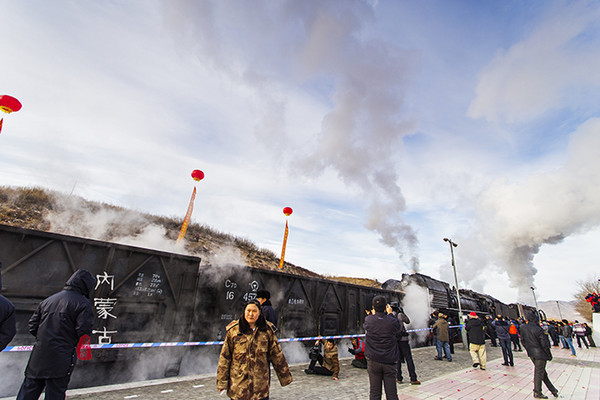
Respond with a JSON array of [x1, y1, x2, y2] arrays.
[[217, 320, 293, 399]]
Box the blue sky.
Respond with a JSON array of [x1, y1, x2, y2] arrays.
[[1, 0, 599, 305]]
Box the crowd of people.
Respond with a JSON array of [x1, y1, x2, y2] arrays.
[[2, 271, 597, 400]]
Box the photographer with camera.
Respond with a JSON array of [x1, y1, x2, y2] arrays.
[[304, 339, 339, 380], [387, 302, 420, 385], [348, 337, 367, 369]]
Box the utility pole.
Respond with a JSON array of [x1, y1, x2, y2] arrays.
[[556, 300, 563, 320], [530, 286, 540, 321], [443, 238, 468, 349]]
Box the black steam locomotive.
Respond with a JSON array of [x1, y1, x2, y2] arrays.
[[383, 273, 545, 325]]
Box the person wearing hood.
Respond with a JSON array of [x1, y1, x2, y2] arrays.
[[520, 311, 559, 399], [0, 261, 17, 352], [16, 269, 96, 400], [256, 289, 277, 327]]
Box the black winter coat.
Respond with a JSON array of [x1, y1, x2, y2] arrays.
[[465, 318, 486, 345], [25, 270, 95, 378], [261, 300, 278, 327], [0, 294, 16, 351], [520, 322, 552, 361], [493, 319, 511, 340], [364, 312, 400, 364]]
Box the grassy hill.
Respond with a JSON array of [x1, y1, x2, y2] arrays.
[[0, 186, 381, 287]]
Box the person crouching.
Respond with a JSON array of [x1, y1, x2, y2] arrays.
[[304, 339, 340, 380], [348, 337, 367, 369]]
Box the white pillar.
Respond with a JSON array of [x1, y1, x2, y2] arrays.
[[593, 313, 600, 346]]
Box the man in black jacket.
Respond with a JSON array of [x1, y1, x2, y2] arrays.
[[520, 311, 559, 399], [16, 269, 96, 400], [465, 312, 486, 370], [256, 289, 277, 327], [364, 296, 401, 400], [0, 261, 17, 352], [484, 315, 497, 347], [388, 302, 420, 384]]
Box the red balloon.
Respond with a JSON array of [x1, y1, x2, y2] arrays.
[[191, 169, 204, 182], [0, 95, 22, 114], [283, 207, 293, 216]]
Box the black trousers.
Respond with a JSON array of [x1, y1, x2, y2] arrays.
[[531, 358, 556, 395], [308, 355, 333, 376], [367, 359, 398, 400], [397, 341, 417, 382], [499, 338, 514, 365], [16, 376, 71, 400], [576, 334, 589, 349], [510, 333, 522, 350]]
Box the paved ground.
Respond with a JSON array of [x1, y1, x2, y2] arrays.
[[4, 343, 598, 399]]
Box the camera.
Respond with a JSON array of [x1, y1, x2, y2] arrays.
[[309, 345, 321, 361]]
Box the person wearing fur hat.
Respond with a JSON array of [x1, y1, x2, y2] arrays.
[[256, 289, 277, 327]]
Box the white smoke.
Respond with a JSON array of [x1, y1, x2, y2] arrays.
[[163, 0, 420, 271], [468, 118, 600, 300], [43, 192, 195, 256], [204, 245, 247, 269], [400, 282, 432, 345]]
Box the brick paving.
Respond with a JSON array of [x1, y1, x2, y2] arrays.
[[4, 343, 597, 399]]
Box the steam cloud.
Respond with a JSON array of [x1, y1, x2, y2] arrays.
[[164, 0, 420, 270], [468, 118, 600, 301], [401, 282, 432, 346]]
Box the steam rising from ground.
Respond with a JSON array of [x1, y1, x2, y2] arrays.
[[45, 192, 182, 253], [164, 0, 420, 270], [466, 118, 600, 300]]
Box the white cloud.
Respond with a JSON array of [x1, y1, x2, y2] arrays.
[[468, 1, 600, 123], [1, 0, 599, 306]]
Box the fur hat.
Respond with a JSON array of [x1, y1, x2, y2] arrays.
[[256, 289, 271, 300]]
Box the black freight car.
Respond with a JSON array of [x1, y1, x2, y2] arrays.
[[0, 224, 403, 395], [0, 223, 203, 395]]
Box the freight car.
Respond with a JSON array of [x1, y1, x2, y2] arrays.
[[0, 223, 402, 396]]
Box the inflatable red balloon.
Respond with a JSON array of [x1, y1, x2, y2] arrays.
[[283, 207, 293, 216], [191, 169, 204, 182]]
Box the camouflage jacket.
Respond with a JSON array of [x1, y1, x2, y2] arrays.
[[216, 320, 293, 400]]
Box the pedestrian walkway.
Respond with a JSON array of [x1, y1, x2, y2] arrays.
[[396, 346, 599, 399], [2, 344, 597, 399]]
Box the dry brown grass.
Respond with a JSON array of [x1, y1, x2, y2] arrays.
[[0, 186, 373, 284]]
